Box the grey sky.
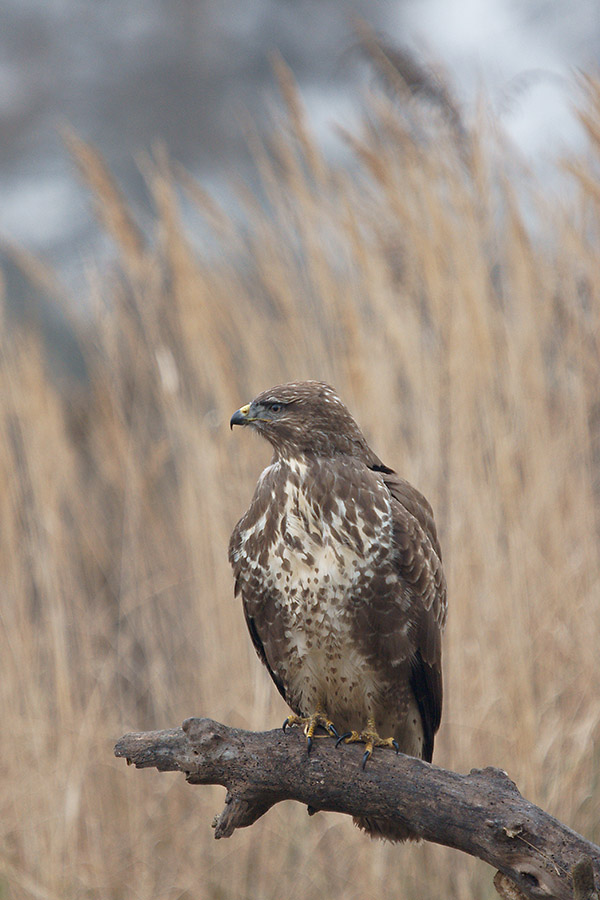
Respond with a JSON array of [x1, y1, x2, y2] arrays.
[[0, 0, 597, 285]]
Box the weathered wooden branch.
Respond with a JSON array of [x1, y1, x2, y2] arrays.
[[114, 717, 599, 900]]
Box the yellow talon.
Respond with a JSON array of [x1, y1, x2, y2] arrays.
[[335, 718, 399, 769], [283, 708, 339, 752]]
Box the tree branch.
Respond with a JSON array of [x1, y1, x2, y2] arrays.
[[114, 717, 599, 900]]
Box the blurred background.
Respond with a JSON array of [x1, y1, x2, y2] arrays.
[[1, 0, 599, 291], [2, 3, 600, 900]]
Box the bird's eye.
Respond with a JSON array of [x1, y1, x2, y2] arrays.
[[270, 403, 282, 413]]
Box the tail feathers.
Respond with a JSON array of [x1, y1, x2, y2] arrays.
[[353, 816, 419, 843]]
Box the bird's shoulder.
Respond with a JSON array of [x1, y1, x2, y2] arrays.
[[361, 463, 447, 631]]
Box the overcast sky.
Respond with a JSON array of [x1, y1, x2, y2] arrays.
[[1, 0, 598, 286]]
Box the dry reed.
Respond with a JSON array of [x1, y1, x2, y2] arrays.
[[1, 70, 600, 900]]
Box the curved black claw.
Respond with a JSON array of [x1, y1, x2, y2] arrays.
[[282, 718, 290, 733], [306, 735, 313, 754], [335, 731, 352, 748], [392, 739, 400, 754], [327, 723, 339, 739], [361, 749, 372, 770]]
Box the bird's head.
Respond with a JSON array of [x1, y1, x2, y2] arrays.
[[230, 381, 371, 460]]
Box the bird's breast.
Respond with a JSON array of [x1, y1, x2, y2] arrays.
[[236, 461, 393, 720], [264, 461, 390, 596]]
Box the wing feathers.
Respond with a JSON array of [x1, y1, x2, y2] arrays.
[[409, 650, 442, 762], [379, 468, 447, 754], [244, 608, 290, 706]]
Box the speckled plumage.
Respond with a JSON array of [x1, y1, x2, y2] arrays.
[[229, 381, 447, 840]]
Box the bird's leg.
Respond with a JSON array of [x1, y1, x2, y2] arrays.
[[335, 716, 399, 769], [283, 704, 339, 753]]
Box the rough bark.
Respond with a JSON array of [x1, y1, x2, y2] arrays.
[[114, 717, 600, 900]]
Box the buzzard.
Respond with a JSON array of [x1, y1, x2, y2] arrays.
[[229, 381, 447, 840]]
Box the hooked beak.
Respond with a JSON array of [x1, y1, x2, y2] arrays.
[[230, 403, 251, 429]]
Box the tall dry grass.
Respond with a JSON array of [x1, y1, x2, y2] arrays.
[[1, 66, 600, 900]]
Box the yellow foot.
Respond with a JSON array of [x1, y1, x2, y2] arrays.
[[283, 709, 339, 753], [335, 718, 399, 769]]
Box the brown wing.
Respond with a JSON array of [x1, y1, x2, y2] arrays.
[[243, 596, 290, 707], [373, 467, 447, 762], [370, 462, 443, 561]]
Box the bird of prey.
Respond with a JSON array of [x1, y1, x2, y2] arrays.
[[229, 381, 447, 840]]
